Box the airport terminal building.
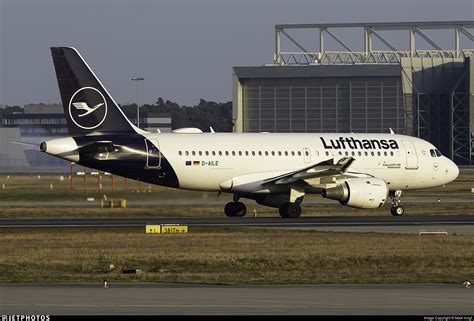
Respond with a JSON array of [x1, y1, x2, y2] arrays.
[[233, 21, 474, 165]]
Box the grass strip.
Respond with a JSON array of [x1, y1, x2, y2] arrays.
[[0, 227, 472, 285]]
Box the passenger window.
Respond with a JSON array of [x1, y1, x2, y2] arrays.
[[199, 151, 202, 156], [292, 151, 295, 156], [344, 151, 349, 156], [245, 151, 249, 156], [277, 151, 281, 156], [371, 151, 374, 156], [212, 151, 216, 156], [205, 151, 209, 156], [225, 151, 229, 156], [305, 151, 309, 156], [265, 151, 269, 156], [338, 151, 342, 156], [390, 151, 393, 156], [252, 151, 255, 156], [185, 151, 189, 156], [358, 151, 361, 156], [271, 151, 275, 156], [218, 151, 222, 156], [377, 151, 381, 156], [232, 151, 235, 156], [351, 151, 355, 156], [258, 151, 262, 156], [192, 151, 196, 156], [384, 151, 387, 156], [430, 149, 436, 157], [364, 151, 368, 156], [285, 151, 288, 156], [238, 151, 242, 156], [298, 151, 302, 156], [178, 151, 182, 156]]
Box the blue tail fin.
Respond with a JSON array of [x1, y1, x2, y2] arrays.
[[50, 47, 139, 136]]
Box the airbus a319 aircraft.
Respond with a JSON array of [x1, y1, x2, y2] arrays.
[[41, 47, 459, 218]]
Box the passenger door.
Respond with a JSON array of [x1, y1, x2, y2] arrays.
[[402, 140, 418, 169]]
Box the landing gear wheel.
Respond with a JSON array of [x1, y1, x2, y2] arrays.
[[224, 202, 247, 217], [278, 203, 302, 218], [234, 202, 246, 217], [278, 206, 287, 218], [389, 190, 404, 217], [390, 205, 404, 216]]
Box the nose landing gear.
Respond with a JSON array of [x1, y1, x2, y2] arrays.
[[389, 190, 404, 216]]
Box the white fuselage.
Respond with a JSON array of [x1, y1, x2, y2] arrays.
[[142, 132, 459, 193]]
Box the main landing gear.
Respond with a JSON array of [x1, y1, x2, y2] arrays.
[[278, 203, 302, 218], [224, 195, 247, 217], [389, 190, 404, 216], [278, 196, 304, 218]]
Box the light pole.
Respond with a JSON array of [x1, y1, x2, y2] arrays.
[[130, 77, 144, 128]]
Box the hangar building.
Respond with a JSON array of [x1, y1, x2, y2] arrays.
[[233, 21, 474, 165]]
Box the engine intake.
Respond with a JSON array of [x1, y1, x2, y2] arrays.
[[322, 177, 388, 209]]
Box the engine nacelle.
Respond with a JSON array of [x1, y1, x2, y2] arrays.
[[322, 177, 388, 209]]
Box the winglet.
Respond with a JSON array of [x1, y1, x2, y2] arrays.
[[210, 127, 215, 133], [389, 128, 395, 134]]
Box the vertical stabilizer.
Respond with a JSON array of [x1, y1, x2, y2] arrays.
[[50, 47, 140, 136]]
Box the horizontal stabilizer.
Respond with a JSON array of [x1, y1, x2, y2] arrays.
[[10, 141, 37, 148], [77, 141, 116, 154]]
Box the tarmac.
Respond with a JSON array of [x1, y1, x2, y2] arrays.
[[1, 196, 474, 207], [1, 215, 473, 234], [1, 283, 472, 315]]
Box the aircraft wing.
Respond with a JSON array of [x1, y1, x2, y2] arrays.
[[262, 157, 355, 185], [219, 157, 360, 193]]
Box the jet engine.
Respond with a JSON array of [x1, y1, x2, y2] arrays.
[[322, 177, 388, 209]]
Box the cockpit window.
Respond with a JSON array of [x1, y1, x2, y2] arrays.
[[430, 149, 442, 157]]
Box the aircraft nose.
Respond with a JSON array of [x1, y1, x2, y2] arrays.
[[445, 158, 459, 183], [451, 161, 459, 181]]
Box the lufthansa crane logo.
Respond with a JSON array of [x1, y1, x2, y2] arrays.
[[68, 87, 107, 130]]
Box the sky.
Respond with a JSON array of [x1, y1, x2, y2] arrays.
[[0, 0, 473, 107]]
